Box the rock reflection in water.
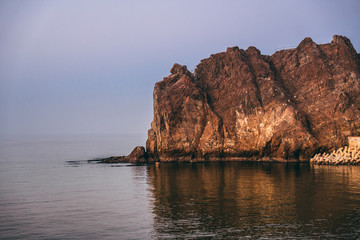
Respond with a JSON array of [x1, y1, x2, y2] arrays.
[[147, 162, 360, 239]]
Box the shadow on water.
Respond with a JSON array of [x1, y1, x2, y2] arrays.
[[146, 162, 360, 239]]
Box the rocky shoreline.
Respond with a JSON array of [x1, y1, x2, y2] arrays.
[[100, 146, 147, 163], [99, 150, 309, 164], [100, 142, 360, 165], [102, 35, 360, 164]]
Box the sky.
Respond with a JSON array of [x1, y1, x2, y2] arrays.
[[0, 0, 359, 138]]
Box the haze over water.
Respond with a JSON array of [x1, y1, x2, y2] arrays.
[[1, 135, 359, 239], [1, 2, 360, 239], [1, 0, 359, 136]]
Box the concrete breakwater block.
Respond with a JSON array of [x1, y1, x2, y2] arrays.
[[311, 137, 360, 165]]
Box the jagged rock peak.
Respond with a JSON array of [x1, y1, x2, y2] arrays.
[[332, 35, 358, 57], [332, 35, 352, 45], [297, 37, 317, 50], [170, 63, 189, 75], [226, 46, 240, 53], [246, 46, 261, 55]]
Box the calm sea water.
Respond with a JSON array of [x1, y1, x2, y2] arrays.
[[0, 135, 360, 239]]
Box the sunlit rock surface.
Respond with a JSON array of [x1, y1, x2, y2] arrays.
[[146, 35, 360, 162]]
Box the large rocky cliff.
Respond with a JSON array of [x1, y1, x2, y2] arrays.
[[143, 35, 360, 162]]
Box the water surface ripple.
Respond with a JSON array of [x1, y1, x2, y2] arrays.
[[1, 136, 359, 239]]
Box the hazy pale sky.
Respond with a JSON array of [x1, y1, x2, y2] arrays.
[[1, 0, 359, 137]]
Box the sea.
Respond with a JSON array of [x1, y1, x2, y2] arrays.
[[0, 134, 359, 239]]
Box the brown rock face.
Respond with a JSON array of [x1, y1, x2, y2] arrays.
[[101, 146, 147, 163], [146, 35, 360, 162]]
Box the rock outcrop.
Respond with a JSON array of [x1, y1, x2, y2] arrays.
[[100, 146, 147, 163], [145, 35, 360, 162]]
